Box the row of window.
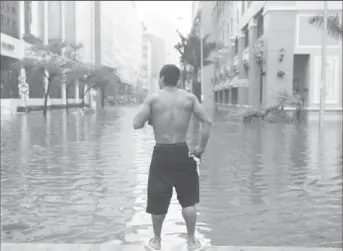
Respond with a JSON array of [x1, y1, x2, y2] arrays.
[[0, 2, 16, 15], [217, 10, 264, 55], [1, 15, 17, 28]]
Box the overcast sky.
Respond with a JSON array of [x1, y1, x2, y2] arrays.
[[135, 1, 192, 36]]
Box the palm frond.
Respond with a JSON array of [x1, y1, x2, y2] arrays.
[[308, 13, 343, 39]]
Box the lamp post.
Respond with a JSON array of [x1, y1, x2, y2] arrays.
[[319, 1, 328, 129]]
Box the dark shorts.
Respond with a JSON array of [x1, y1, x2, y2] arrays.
[[146, 142, 199, 215]]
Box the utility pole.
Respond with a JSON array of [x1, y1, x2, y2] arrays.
[[319, 1, 328, 128]]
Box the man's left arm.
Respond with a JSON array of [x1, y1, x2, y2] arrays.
[[133, 96, 152, 129]]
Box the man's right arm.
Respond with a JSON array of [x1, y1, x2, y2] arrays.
[[191, 94, 212, 154]]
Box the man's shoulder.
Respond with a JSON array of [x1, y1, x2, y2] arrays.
[[181, 90, 197, 102], [145, 93, 159, 103]]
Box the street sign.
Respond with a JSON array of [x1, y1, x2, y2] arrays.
[[19, 84, 29, 96]]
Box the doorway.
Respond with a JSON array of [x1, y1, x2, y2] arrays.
[[293, 54, 310, 106]]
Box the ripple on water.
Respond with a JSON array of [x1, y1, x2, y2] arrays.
[[1, 107, 342, 247]]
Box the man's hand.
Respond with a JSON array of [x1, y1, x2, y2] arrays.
[[192, 146, 204, 159]]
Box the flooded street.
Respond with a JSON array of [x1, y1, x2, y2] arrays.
[[1, 107, 342, 248]]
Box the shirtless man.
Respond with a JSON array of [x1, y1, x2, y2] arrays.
[[133, 64, 212, 250]]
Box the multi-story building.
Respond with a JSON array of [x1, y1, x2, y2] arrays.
[[99, 1, 142, 87], [1, 1, 142, 114], [201, 1, 342, 111], [141, 33, 166, 94]]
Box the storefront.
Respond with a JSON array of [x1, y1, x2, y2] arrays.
[[0, 33, 24, 99]]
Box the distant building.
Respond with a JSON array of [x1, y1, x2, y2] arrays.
[[199, 1, 342, 111], [141, 33, 166, 94], [1, 1, 142, 114]]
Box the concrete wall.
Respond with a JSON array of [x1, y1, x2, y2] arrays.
[[99, 1, 142, 86], [75, 1, 94, 64], [263, 10, 297, 107], [200, 1, 217, 115], [263, 8, 342, 109]]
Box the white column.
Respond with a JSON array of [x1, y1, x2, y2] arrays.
[[61, 71, 67, 104], [18, 1, 29, 110], [43, 1, 50, 102], [60, 1, 67, 104], [75, 80, 80, 102]]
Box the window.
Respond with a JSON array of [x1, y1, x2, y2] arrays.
[[236, 9, 239, 24], [11, 6, 15, 14], [242, 1, 245, 15], [230, 18, 233, 33], [256, 11, 264, 38], [244, 27, 249, 48], [234, 37, 238, 55], [227, 23, 230, 41], [12, 20, 16, 27]]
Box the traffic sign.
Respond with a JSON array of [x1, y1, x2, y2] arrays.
[[19, 84, 29, 95]]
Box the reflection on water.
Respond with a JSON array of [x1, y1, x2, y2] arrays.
[[1, 107, 342, 247]]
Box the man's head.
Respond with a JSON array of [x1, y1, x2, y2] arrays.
[[159, 64, 180, 87]]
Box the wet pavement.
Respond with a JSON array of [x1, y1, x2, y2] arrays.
[[1, 106, 342, 248]]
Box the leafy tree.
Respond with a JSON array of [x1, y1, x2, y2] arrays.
[[14, 41, 80, 117], [174, 11, 217, 101], [308, 13, 342, 40], [14, 40, 120, 116]]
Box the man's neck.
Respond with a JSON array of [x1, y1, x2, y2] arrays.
[[163, 86, 178, 92]]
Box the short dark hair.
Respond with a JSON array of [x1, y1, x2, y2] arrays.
[[159, 64, 180, 86]]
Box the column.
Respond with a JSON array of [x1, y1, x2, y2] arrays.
[[61, 71, 67, 104], [248, 19, 259, 107], [60, 1, 67, 105], [43, 1, 50, 103], [229, 36, 237, 105], [238, 31, 248, 105], [18, 1, 29, 111], [75, 80, 80, 104]]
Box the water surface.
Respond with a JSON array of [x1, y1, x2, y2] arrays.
[[1, 107, 342, 247]]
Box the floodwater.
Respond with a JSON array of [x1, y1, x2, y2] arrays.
[[1, 107, 342, 248]]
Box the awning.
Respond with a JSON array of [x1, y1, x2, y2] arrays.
[[226, 76, 249, 88], [213, 82, 223, 91]]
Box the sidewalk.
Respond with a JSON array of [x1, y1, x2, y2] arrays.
[[1, 244, 341, 251]]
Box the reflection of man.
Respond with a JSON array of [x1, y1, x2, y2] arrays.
[[133, 64, 212, 250]]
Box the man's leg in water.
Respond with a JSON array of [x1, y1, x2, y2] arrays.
[[182, 205, 198, 245], [175, 156, 200, 248], [149, 214, 166, 248], [146, 152, 173, 249]]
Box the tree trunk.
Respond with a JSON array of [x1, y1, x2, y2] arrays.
[[65, 84, 69, 112], [82, 86, 91, 108], [181, 64, 186, 89], [43, 77, 52, 117], [192, 67, 201, 102]]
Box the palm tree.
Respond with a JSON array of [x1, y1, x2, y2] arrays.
[[174, 24, 217, 101], [308, 13, 342, 39]]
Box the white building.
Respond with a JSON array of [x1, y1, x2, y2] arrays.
[[99, 1, 142, 86], [1, 1, 143, 114]]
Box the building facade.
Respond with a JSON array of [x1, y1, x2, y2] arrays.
[[99, 1, 142, 87], [141, 33, 166, 94], [1, 1, 142, 114], [201, 1, 342, 111]]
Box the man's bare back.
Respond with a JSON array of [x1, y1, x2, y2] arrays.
[[133, 64, 212, 250], [149, 89, 194, 144]]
